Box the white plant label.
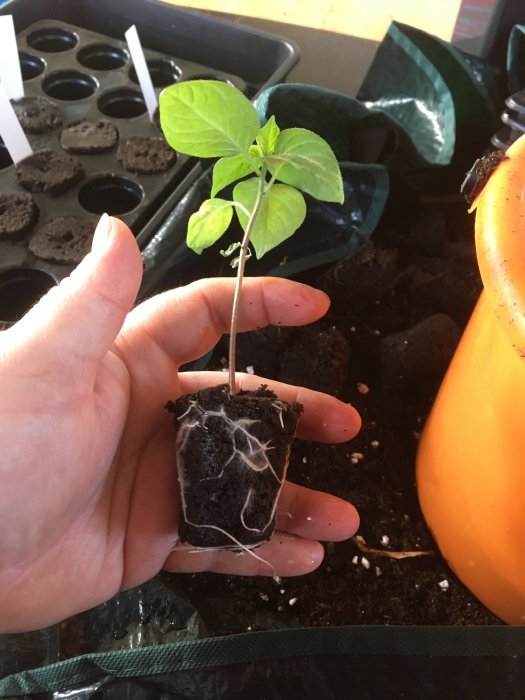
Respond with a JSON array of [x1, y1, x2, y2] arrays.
[[0, 78, 32, 164], [125, 24, 157, 121], [0, 15, 24, 100]]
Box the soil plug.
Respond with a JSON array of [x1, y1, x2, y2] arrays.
[[166, 385, 302, 548], [380, 313, 460, 391], [159, 80, 343, 549], [316, 241, 398, 313]]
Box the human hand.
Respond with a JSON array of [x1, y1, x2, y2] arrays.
[[0, 215, 360, 632]]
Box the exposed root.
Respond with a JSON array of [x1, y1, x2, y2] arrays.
[[179, 522, 276, 576], [177, 401, 280, 483], [240, 488, 263, 533], [271, 400, 287, 429], [352, 535, 435, 560], [176, 400, 292, 554]]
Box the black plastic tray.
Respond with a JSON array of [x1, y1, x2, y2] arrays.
[[0, 0, 299, 323], [0, 19, 245, 295]]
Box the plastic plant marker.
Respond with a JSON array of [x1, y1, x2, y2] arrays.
[[0, 15, 23, 100], [125, 25, 157, 121], [0, 79, 32, 164], [416, 132, 525, 625]]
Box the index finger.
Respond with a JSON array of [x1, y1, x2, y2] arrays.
[[122, 276, 330, 368]]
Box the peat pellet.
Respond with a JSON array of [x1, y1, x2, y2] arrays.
[[405, 254, 482, 326], [12, 96, 62, 134], [116, 136, 176, 174], [0, 193, 39, 240], [279, 326, 350, 397], [29, 216, 96, 264], [60, 119, 119, 154], [380, 313, 461, 390], [16, 150, 84, 194], [317, 241, 398, 312]]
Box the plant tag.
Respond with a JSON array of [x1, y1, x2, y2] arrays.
[[125, 24, 157, 121], [0, 78, 32, 164], [0, 16, 24, 100]]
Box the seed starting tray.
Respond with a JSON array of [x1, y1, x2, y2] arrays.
[[0, 0, 299, 324]]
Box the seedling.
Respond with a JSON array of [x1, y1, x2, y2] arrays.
[[160, 80, 344, 550], [160, 80, 344, 394]]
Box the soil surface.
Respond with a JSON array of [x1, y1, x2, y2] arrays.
[[161, 190, 502, 632]]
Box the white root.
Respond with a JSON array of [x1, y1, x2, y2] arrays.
[[352, 535, 434, 560], [240, 488, 264, 533], [177, 401, 280, 483], [271, 400, 287, 429], [175, 400, 292, 563], [180, 522, 277, 576]]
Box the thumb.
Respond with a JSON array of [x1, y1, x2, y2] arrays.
[[12, 215, 143, 369]]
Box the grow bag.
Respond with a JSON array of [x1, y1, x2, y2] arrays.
[[2, 575, 525, 697], [2, 626, 525, 698]]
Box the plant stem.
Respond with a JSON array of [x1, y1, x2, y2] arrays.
[[228, 172, 267, 395]]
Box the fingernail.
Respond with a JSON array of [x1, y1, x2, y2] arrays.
[[91, 213, 112, 254]]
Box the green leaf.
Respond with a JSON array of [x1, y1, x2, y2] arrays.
[[159, 80, 260, 158], [266, 128, 344, 203], [187, 198, 233, 254], [256, 115, 280, 155], [211, 154, 254, 197], [249, 144, 264, 166], [233, 179, 306, 258]]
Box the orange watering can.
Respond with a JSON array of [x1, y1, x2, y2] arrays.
[[416, 133, 525, 624]]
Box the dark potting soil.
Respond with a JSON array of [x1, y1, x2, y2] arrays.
[[161, 193, 502, 631], [166, 384, 302, 549]]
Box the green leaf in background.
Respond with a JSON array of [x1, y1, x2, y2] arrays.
[[233, 179, 307, 258], [211, 154, 254, 197], [159, 80, 261, 158], [187, 198, 233, 254], [266, 128, 344, 203], [256, 115, 280, 155]]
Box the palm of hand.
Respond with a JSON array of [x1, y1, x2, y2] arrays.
[[0, 217, 360, 633], [0, 338, 133, 611]]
